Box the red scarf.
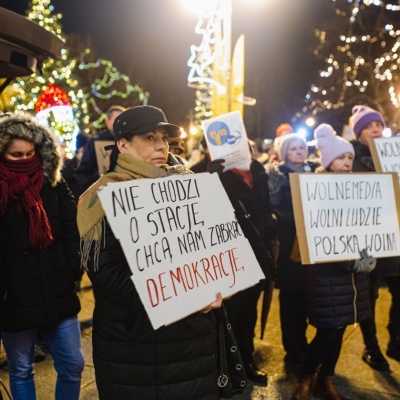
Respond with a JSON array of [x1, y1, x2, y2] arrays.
[[0, 154, 53, 250], [232, 168, 253, 188]]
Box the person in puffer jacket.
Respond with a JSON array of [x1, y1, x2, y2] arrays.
[[0, 112, 84, 400], [292, 124, 375, 400]]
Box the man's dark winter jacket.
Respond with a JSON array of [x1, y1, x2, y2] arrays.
[[76, 129, 114, 191]]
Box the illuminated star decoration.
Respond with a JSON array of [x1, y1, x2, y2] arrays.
[[186, 0, 232, 128], [187, 1, 232, 91]]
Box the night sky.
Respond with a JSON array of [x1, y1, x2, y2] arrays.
[[0, 0, 330, 139]]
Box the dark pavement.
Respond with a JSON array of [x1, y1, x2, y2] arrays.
[[1, 274, 400, 399]]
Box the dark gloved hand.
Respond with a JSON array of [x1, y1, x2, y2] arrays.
[[350, 248, 377, 273], [207, 158, 225, 174]]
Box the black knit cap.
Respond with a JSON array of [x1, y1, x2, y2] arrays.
[[113, 105, 181, 142]]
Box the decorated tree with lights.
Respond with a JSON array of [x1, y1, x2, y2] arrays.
[[294, 0, 400, 132], [9, 0, 88, 132], [6, 0, 149, 156]]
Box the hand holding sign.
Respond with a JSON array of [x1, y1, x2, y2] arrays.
[[201, 111, 251, 172], [208, 159, 225, 174], [200, 292, 223, 313], [351, 249, 377, 273]]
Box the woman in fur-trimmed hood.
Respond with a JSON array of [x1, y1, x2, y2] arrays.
[[0, 111, 62, 185], [0, 111, 84, 399]]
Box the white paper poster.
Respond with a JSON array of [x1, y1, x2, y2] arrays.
[[370, 136, 400, 184], [98, 173, 264, 329], [201, 111, 251, 171]]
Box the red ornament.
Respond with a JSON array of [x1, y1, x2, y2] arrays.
[[35, 84, 71, 113]]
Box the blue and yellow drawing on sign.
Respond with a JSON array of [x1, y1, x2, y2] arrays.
[[207, 120, 242, 147]]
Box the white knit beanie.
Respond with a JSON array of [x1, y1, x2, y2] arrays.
[[314, 124, 354, 168], [277, 134, 307, 163], [350, 105, 385, 139]]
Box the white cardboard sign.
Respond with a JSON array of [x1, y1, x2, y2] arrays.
[[98, 173, 264, 329], [94, 141, 114, 176], [201, 111, 251, 171], [290, 172, 400, 264], [369, 136, 400, 184]]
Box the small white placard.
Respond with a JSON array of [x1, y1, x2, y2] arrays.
[[94, 141, 114, 176], [201, 111, 251, 171]]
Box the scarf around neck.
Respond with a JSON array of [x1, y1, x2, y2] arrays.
[[232, 168, 253, 188], [77, 152, 191, 270], [0, 154, 53, 249]]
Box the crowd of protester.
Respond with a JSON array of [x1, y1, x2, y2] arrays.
[[0, 103, 399, 400]]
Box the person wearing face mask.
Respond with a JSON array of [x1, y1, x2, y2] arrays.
[[77, 106, 222, 400], [0, 112, 84, 400], [349, 105, 400, 371], [291, 124, 375, 400], [265, 134, 319, 365]]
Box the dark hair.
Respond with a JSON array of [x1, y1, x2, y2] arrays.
[[121, 132, 136, 142], [107, 146, 119, 173], [107, 132, 135, 172]]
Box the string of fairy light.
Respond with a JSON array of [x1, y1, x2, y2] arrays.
[[6, 0, 148, 157], [294, 0, 400, 126], [11, 0, 89, 132], [78, 50, 149, 104]]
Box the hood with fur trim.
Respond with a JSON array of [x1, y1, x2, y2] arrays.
[[0, 111, 62, 186]]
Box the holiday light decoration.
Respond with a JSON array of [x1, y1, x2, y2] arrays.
[[36, 84, 79, 159], [294, 0, 400, 131], [185, 0, 253, 132], [8, 0, 88, 155], [78, 49, 149, 129], [185, 2, 226, 130], [5, 0, 149, 153], [186, 1, 231, 90]]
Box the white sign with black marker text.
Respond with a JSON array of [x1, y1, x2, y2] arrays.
[[290, 172, 400, 264], [98, 173, 264, 329], [369, 136, 400, 184]]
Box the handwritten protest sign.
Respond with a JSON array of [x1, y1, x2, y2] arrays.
[[201, 111, 251, 171], [290, 172, 400, 264], [94, 141, 114, 176], [98, 173, 264, 329], [369, 136, 400, 184]]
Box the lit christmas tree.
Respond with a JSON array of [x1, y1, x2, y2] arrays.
[[294, 0, 400, 133], [6, 0, 149, 156], [8, 0, 88, 155]]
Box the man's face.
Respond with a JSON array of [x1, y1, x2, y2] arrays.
[[105, 110, 123, 133]]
